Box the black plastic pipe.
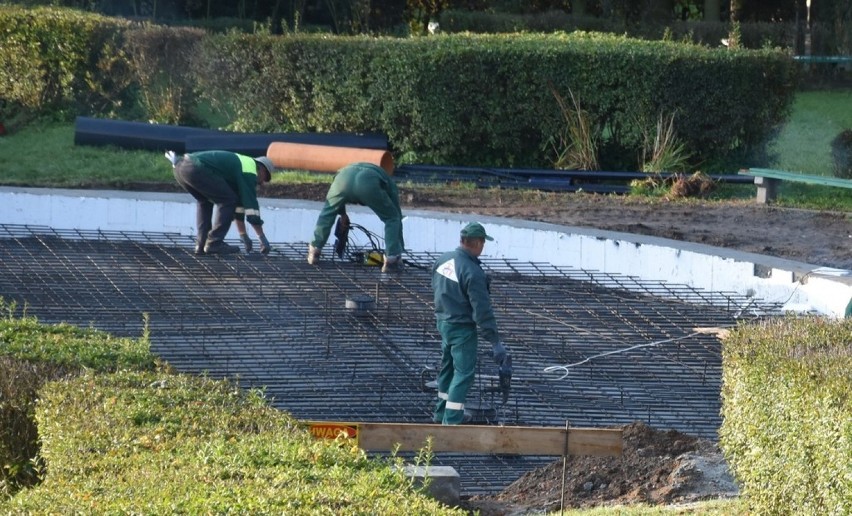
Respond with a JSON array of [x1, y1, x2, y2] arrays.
[[73, 116, 222, 153]]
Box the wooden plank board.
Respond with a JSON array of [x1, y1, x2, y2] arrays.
[[352, 423, 622, 456], [740, 168, 852, 188]]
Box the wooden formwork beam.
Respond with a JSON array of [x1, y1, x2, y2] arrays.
[[306, 421, 622, 457]]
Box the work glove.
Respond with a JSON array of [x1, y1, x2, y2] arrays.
[[259, 234, 271, 254], [240, 233, 252, 253], [492, 341, 507, 365], [246, 214, 263, 226], [164, 150, 178, 167]]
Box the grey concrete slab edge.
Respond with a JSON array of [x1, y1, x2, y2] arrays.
[[1, 186, 850, 317]]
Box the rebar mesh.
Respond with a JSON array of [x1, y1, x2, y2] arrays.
[[0, 224, 780, 495]]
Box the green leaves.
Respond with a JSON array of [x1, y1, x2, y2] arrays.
[[1, 309, 460, 514], [720, 316, 852, 515]]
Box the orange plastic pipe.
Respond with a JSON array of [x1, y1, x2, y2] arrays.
[[266, 142, 394, 176]]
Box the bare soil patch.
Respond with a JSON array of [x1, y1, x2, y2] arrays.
[[69, 181, 852, 270], [258, 183, 851, 270], [459, 421, 739, 515]]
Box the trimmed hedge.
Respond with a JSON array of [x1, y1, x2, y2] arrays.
[[4, 370, 459, 514], [200, 31, 797, 170], [720, 316, 852, 515], [0, 6, 135, 119], [0, 310, 156, 497], [0, 6, 798, 171], [0, 313, 460, 513]]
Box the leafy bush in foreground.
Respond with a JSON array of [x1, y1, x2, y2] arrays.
[[3, 370, 459, 514], [0, 304, 156, 496], [720, 316, 852, 516]]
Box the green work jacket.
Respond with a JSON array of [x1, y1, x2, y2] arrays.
[[187, 151, 263, 223], [431, 247, 500, 345]]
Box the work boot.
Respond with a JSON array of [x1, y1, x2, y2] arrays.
[[194, 238, 207, 256], [381, 254, 402, 273], [204, 241, 240, 255], [307, 244, 321, 265]]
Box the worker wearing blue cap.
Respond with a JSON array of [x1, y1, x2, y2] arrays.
[[431, 222, 510, 425]]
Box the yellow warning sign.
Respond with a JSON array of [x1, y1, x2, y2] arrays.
[[306, 421, 359, 443]]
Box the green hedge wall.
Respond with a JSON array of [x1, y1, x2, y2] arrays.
[[200, 31, 797, 170], [0, 6, 798, 171], [3, 369, 460, 514], [0, 6, 134, 119], [720, 316, 852, 515], [0, 310, 459, 513]]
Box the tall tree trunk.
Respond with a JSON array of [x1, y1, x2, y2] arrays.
[[703, 0, 720, 21], [729, 0, 742, 22], [795, 0, 808, 55], [647, 0, 673, 22]]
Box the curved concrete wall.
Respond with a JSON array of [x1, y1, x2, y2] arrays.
[[1, 186, 850, 317]]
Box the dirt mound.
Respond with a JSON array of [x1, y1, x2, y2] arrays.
[[462, 422, 739, 515]]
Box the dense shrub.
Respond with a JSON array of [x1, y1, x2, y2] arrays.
[[0, 308, 457, 513], [0, 306, 156, 497], [0, 6, 135, 121], [0, 6, 798, 171], [720, 316, 852, 515], [123, 25, 206, 124], [2, 368, 461, 513]]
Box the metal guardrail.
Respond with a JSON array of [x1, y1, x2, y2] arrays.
[[793, 55, 852, 64]]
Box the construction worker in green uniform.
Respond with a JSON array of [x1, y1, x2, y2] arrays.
[[431, 222, 510, 425], [307, 162, 404, 273], [167, 150, 274, 255]]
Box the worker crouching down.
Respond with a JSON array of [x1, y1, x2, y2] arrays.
[[169, 150, 274, 255], [431, 222, 510, 425], [308, 162, 404, 273]]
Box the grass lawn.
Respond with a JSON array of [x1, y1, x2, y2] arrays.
[[0, 89, 849, 212], [768, 89, 852, 175]]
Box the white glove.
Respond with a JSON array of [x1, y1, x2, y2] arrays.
[[164, 150, 178, 167]]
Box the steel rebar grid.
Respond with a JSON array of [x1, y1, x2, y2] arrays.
[[0, 224, 782, 495]]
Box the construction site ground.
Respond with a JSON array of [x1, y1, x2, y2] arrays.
[[24, 181, 850, 513], [460, 421, 738, 514], [120, 180, 852, 270]]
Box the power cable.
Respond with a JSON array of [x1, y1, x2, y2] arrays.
[[542, 329, 711, 381]]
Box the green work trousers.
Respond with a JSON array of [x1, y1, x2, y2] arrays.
[[310, 163, 404, 257], [433, 320, 478, 425]]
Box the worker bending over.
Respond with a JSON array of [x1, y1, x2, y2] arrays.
[[167, 150, 274, 255], [431, 222, 510, 425], [308, 162, 404, 273]]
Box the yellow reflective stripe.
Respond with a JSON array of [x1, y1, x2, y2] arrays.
[[235, 207, 246, 214], [445, 401, 464, 410], [245, 209, 260, 217], [236, 154, 258, 176], [438, 392, 448, 400]]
